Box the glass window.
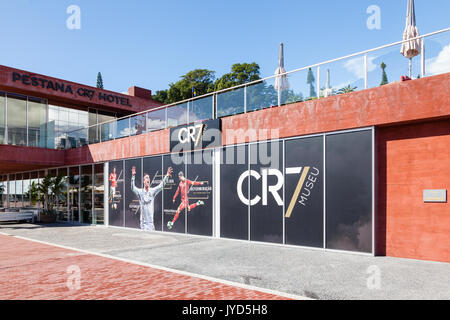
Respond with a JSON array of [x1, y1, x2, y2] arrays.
[[22, 173, 30, 208], [217, 87, 245, 117], [0, 92, 5, 144], [7, 93, 27, 146], [30, 172, 39, 208], [189, 96, 213, 123], [80, 165, 92, 224], [0, 175, 7, 208], [15, 174, 23, 208], [116, 118, 130, 138], [69, 167, 80, 222], [98, 110, 116, 142], [48, 105, 59, 122], [167, 103, 187, 128], [88, 109, 99, 144], [8, 175, 15, 208], [58, 107, 69, 123], [130, 114, 146, 136], [147, 108, 166, 132], [28, 97, 48, 148], [56, 168, 68, 221], [93, 164, 104, 225]]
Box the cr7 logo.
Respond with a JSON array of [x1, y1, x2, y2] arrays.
[[178, 123, 205, 147], [237, 166, 320, 218]]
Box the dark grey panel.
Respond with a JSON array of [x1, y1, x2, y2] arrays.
[[249, 141, 283, 244], [326, 130, 372, 253], [220, 145, 249, 240], [285, 136, 324, 247]]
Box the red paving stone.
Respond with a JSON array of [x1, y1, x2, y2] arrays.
[[0, 234, 289, 300]]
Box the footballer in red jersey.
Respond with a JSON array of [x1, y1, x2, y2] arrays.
[[167, 171, 205, 229]]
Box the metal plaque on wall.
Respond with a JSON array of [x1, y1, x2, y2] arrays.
[[423, 190, 447, 203]]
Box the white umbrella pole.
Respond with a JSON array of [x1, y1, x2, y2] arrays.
[[409, 58, 412, 78], [277, 86, 281, 107]]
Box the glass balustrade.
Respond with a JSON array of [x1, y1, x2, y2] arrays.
[[22, 28, 445, 150]]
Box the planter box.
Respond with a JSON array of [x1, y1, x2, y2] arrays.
[[39, 214, 57, 224]]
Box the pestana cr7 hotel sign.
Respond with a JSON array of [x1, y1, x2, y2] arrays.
[[10, 71, 132, 107]]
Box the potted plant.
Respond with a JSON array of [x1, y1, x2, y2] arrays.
[[29, 174, 66, 223]]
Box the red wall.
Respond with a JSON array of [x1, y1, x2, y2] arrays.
[[377, 120, 450, 262], [65, 129, 170, 166], [0, 145, 65, 174]]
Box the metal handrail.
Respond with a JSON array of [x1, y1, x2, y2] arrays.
[[65, 27, 450, 137]]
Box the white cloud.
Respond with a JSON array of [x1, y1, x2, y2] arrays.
[[428, 43, 450, 75], [343, 56, 377, 80]]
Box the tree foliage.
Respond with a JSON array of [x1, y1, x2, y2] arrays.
[[336, 85, 357, 95], [152, 90, 170, 104], [97, 72, 104, 89], [29, 175, 66, 214], [380, 62, 389, 86], [167, 69, 215, 103], [214, 63, 261, 91], [306, 68, 316, 98], [152, 63, 262, 106]]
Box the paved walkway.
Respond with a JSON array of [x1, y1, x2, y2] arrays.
[[0, 233, 292, 300], [0, 223, 449, 299]]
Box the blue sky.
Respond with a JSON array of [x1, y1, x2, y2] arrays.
[[0, 0, 449, 94]]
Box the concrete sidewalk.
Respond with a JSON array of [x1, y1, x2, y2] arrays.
[[1, 223, 449, 300]]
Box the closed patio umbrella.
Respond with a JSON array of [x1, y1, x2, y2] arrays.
[[274, 43, 289, 106], [400, 0, 421, 78]]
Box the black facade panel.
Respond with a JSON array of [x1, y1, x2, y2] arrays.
[[220, 145, 249, 240], [285, 136, 324, 247], [326, 130, 372, 253], [249, 142, 283, 244]]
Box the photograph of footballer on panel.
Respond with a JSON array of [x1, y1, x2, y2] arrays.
[[143, 156, 164, 231], [108, 160, 124, 227], [125, 159, 141, 229], [162, 153, 211, 234], [186, 150, 213, 236], [128, 160, 172, 232]]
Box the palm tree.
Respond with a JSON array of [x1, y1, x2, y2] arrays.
[[29, 175, 66, 214], [337, 85, 358, 95]]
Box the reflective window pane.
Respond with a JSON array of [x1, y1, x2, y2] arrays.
[[147, 109, 166, 132], [116, 118, 130, 138], [28, 97, 48, 148], [130, 114, 146, 136], [93, 164, 104, 225], [80, 165, 93, 224], [167, 103, 187, 128], [7, 94, 27, 146], [0, 92, 5, 144], [189, 96, 213, 123], [217, 87, 244, 117]]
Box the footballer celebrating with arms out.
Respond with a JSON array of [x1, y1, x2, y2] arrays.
[[131, 166, 173, 231]]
